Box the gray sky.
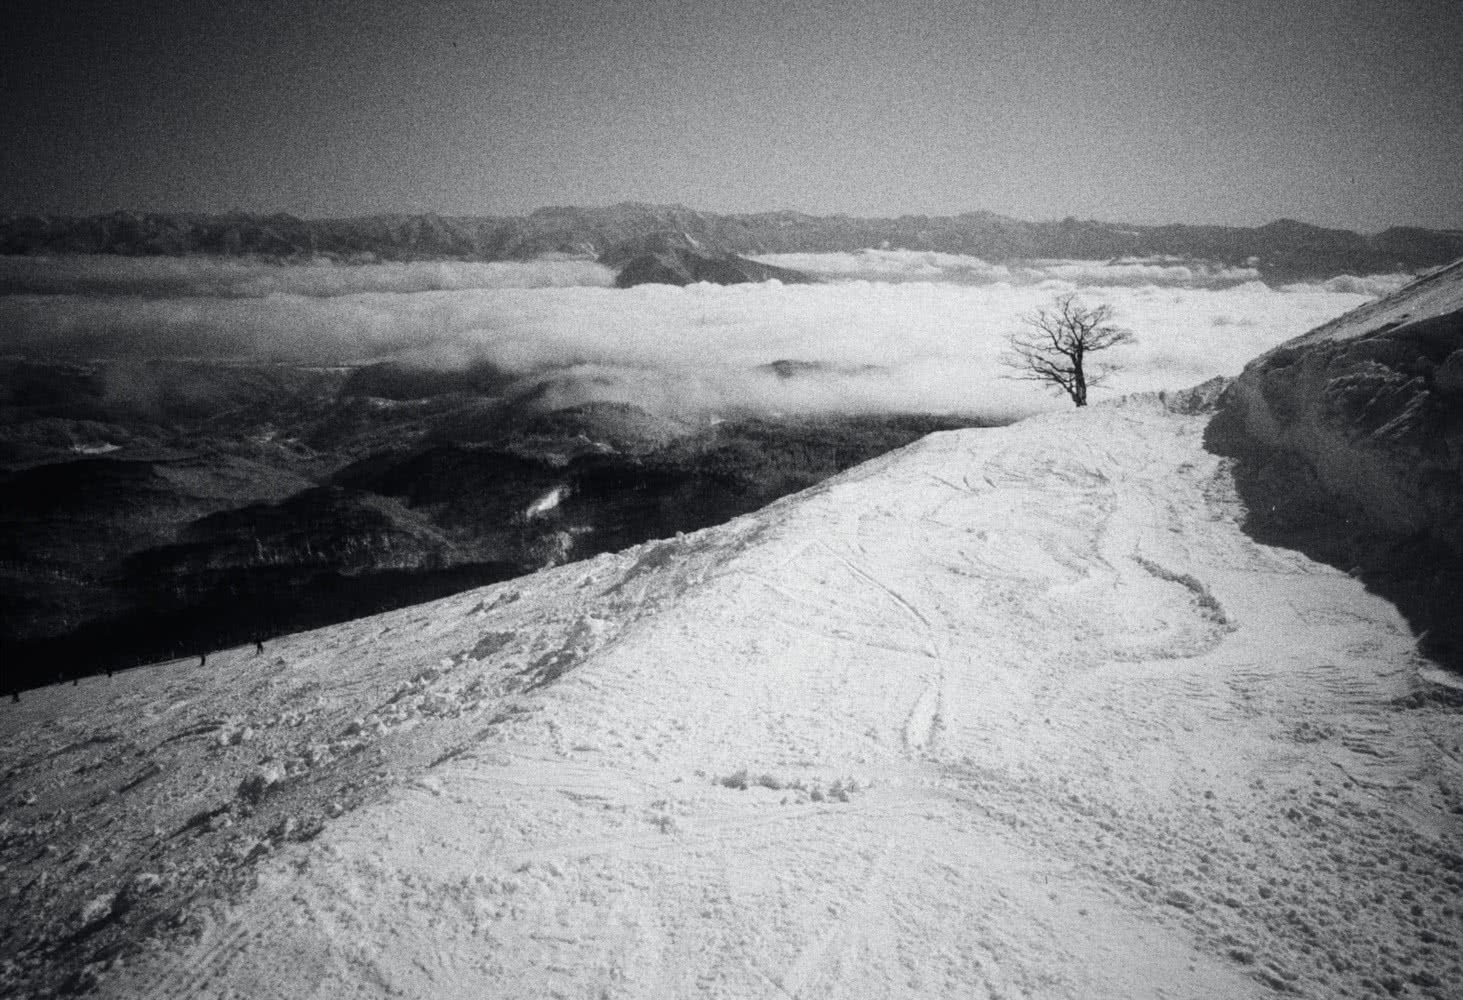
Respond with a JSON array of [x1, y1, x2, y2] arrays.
[[3, 0, 1460, 230]]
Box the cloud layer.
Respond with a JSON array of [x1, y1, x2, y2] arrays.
[[0, 256, 614, 298], [0, 254, 1390, 420], [751, 250, 1266, 288]]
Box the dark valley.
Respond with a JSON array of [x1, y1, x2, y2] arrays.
[[0, 357, 995, 690]]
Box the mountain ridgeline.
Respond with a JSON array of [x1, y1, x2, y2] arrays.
[[4, 205, 1462, 282]]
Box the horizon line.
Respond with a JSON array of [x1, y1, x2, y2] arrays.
[[3, 203, 1461, 238]]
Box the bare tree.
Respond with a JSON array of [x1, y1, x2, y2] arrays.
[[1001, 293, 1135, 407]]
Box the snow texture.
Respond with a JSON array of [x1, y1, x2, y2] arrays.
[[3, 397, 1461, 999], [1223, 259, 1463, 552]]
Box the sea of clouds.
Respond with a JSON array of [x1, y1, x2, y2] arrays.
[[750, 250, 1271, 289], [0, 252, 1407, 420], [0, 256, 616, 298]]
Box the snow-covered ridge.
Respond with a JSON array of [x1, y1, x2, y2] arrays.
[[4, 394, 1460, 998]]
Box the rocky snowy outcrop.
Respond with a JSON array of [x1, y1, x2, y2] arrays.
[[600, 231, 815, 287], [1212, 258, 1463, 662]]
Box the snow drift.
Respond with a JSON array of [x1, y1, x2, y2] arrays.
[[1212, 258, 1463, 664]]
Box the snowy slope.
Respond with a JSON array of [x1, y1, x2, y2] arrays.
[[4, 397, 1462, 1000]]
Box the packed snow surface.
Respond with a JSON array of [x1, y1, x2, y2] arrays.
[[4, 397, 1461, 999]]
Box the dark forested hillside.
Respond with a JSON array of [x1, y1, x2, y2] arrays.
[[0, 358, 997, 691]]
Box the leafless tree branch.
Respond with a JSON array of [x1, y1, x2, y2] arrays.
[[999, 293, 1135, 407]]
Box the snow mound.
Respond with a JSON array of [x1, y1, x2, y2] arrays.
[[3, 399, 1461, 999], [1213, 257, 1463, 664]]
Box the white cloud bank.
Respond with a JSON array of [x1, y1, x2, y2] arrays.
[[0, 253, 1393, 421], [0, 255, 614, 298], [1279, 273, 1415, 297], [751, 250, 1265, 288]]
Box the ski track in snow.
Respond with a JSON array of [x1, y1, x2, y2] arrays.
[[4, 397, 1463, 999]]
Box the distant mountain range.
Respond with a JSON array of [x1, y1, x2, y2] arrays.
[[3, 204, 1461, 282]]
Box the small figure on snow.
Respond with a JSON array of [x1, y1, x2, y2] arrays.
[[254, 637, 265, 656]]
